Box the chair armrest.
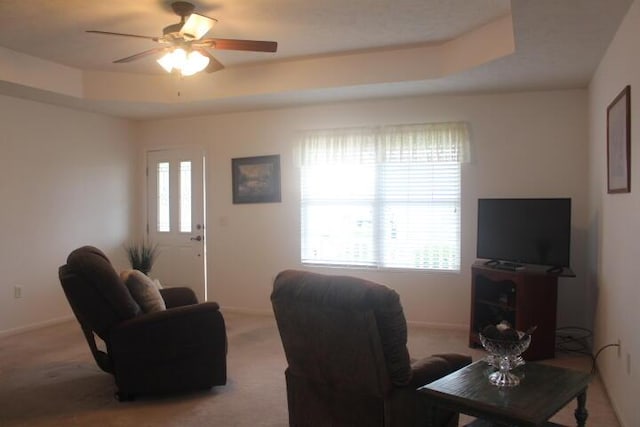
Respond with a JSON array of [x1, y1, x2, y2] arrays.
[[110, 302, 226, 358], [409, 353, 472, 387], [432, 353, 473, 372], [159, 287, 199, 308]]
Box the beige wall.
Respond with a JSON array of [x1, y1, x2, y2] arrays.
[[588, 0, 640, 425], [137, 89, 589, 329], [0, 95, 137, 335], [0, 88, 591, 337]]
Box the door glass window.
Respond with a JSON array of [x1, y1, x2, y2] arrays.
[[180, 161, 192, 233], [157, 162, 170, 232]]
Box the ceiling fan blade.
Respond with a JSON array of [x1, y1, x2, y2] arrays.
[[86, 30, 160, 42], [113, 48, 166, 63], [180, 13, 217, 40], [203, 38, 278, 53], [195, 49, 225, 73]]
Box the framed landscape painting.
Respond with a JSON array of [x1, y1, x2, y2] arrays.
[[232, 155, 281, 204]]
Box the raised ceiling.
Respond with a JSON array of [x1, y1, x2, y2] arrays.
[[0, 0, 633, 119]]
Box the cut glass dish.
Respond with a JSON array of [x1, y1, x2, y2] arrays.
[[479, 331, 531, 387]]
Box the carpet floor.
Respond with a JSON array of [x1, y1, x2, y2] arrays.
[[0, 312, 620, 426]]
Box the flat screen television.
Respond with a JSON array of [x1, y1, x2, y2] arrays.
[[476, 198, 571, 270]]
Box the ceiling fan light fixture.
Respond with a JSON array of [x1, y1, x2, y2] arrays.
[[181, 50, 210, 76], [157, 51, 176, 72], [157, 48, 186, 73], [172, 48, 188, 68], [181, 13, 216, 40], [157, 48, 209, 76]]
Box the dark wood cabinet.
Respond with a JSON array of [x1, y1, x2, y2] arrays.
[[469, 262, 558, 360]]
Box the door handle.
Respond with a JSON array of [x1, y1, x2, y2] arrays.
[[190, 235, 202, 242]]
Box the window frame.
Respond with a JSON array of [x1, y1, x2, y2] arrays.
[[300, 147, 463, 272]]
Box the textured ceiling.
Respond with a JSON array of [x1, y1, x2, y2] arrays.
[[0, 0, 510, 73], [0, 0, 633, 119]]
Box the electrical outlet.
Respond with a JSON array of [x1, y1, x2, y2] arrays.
[[618, 339, 622, 358], [626, 353, 631, 375], [14, 285, 22, 299]]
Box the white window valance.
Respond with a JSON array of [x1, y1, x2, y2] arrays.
[[296, 127, 376, 165], [296, 121, 470, 165]]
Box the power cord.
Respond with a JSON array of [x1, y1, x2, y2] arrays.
[[556, 326, 592, 356], [555, 326, 619, 374], [591, 344, 620, 374]]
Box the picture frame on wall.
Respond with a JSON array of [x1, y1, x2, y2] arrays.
[[607, 85, 631, 194], [232, 155, 282, 204]]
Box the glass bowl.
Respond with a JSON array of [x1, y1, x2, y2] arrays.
[[479, 331, 531, 387]]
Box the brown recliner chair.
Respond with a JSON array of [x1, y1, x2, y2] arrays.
[[271, 270, 472, 427], [58, 245, 227, 400]]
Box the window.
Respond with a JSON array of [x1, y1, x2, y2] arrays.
[[299, 122, 469, 271], [179, 161, 192, 233], [157, 162, 170, 232], [155, 159, 193, 233]]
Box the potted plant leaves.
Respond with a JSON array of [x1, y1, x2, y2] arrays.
[[124, 241, 159, 275]]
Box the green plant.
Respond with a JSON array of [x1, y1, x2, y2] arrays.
[[124, 241, 159, 275]]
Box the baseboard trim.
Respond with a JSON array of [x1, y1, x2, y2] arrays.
[[0, 315, 75, 339], [219, 307, 466, 331], [221, 306, 274, 317], [596, 362, 627, 427], [406, 320, 467, 331]]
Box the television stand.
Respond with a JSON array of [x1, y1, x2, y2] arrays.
[[469, 262, 558, 360], [484, 260, 524, 271], [546, 265, 564, 274]]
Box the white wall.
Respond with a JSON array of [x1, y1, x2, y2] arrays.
[[0, 95, 137, 335], [137, 89, 589, 329], [588, 0, 640, 425]]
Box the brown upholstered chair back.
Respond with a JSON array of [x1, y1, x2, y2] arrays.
[[59, 246, 140, 341], [279, 298, 389, 395], [272, 270, 414, 426]]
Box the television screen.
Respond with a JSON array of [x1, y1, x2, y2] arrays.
[[476, 198, 571, 268]]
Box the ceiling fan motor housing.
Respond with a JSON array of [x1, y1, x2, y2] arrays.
[[171, 1, 196, 18], [164, 2, 197, 37], [163, 23, 184, 36]]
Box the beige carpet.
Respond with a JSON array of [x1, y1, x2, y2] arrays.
[[0, 312, 620, 426]]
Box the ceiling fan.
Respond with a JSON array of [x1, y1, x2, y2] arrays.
[[87, 1, 278, 76]]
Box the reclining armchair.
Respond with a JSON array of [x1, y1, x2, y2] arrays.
[[58, 246, 227, 401], [271, 270, 471, 427]]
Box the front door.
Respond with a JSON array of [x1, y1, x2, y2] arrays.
[[146, 147, 206, 302]]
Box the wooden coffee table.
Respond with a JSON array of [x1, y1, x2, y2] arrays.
[[417, 360, 591, 426]]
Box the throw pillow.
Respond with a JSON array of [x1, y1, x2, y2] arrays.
[[120, 269, 166, 313]]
